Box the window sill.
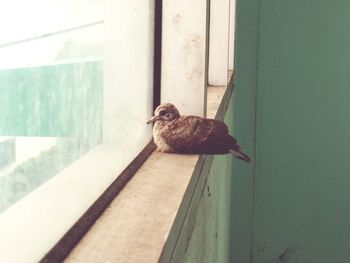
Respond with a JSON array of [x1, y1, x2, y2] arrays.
[[65, 73, 233, 262], [0, 142, 146, 263]]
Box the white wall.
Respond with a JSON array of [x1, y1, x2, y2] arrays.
[[208, 0, 231, 86], [162, 0, 209, 117], [228, 0, 236, 70]]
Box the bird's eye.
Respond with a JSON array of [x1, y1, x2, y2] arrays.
[[159, 110, 167, 116]]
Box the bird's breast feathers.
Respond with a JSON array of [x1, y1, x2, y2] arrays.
[[153, 123, 174, 152]]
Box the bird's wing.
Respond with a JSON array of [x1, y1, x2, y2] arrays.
[[195, 119, 238, 154], [162, 116, 234, 154]]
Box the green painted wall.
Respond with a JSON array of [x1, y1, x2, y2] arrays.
[[231, 0, 260, 262], [184, 96, 235, 263], [234, 0, 350, 262]]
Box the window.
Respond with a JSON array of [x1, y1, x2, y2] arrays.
[[0, 0, 237, 261], [0, 1, 154, 262]]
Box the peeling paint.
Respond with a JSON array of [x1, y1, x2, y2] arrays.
[[278, 247, 298, 262], [172, 14, 182, 25], [267, 247, 298, 263]]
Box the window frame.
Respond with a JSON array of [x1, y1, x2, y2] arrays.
[[0, 0, 237, 260]]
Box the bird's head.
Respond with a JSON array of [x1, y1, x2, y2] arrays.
[[147, 103, 180, 124]]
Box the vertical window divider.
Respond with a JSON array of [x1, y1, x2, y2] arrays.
[[208, 0, 231, 86], [161, 0, 209, 117], [153, 0, 163, 111]]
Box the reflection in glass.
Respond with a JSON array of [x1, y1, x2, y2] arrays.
[[0, 1, 103, 214]]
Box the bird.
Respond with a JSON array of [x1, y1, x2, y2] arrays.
[[147, 103, 251, 163]]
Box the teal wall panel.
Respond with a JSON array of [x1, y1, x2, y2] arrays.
[[231, 0, 260, 262], [184, 96, 235, 263], [234, 0, 350, 262]]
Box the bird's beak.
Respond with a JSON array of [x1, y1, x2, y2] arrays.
[[147, 116, 159, 124]]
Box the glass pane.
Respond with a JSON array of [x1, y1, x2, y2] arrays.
[[0, 1, 154, 261], [0, 1, 103, 214]]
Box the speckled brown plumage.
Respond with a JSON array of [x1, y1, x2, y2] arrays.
[[147, 103, 251, 163]]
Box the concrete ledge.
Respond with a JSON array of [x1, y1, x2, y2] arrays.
[[66, 75, 233, 263]]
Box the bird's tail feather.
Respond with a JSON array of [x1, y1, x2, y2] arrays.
[[229, 149, 251, 163]]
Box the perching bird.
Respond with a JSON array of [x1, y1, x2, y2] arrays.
[[147, 103, 251, 163]]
